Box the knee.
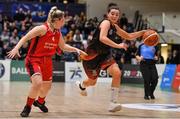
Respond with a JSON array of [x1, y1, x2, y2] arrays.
[[41, 82, 52, 91], [113, 69, 121, 78], [90, 80, 97, 86], [45, 84, 52, 90], [32, 80, 43, 90]]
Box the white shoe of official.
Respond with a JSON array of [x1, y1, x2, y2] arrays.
[[108, 102, 122, 112], [76, 81, 87, 96]]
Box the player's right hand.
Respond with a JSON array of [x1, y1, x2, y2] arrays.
[[137, 56, 144, 62], [7, 48, 21, 59], [118, 43, 128, 50]]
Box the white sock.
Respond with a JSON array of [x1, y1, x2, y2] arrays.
[[110, 87, 119, 103]]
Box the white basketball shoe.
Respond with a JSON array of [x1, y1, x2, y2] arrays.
[[108, 102, 122, 112], [76, 81, 87, 96]]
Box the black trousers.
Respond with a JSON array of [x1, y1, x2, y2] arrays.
[[140, 61, 158, 97]]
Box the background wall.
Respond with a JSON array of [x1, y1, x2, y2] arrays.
[[86, 0, 180, 22]]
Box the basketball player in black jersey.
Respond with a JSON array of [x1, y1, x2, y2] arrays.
[[76, 6, 147, 112]]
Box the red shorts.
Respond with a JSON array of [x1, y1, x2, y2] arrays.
[[25, 56, 53, 81]]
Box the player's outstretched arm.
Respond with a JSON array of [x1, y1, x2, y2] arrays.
[[58, 36, 87, 57], [99, 20, 127, 50], [7, 25, 46, 58], [114, 24, 146, 40]]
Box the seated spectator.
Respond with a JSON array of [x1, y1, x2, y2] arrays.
[[171, 50, 179, 64], [166, 50, 175, 64], [87, 31, 94, 43], [157, 50, 164, 64], [0, 38, 5, 59], [129, 40, 137, 59], [1, 29, 10, 46], [9, 29, 19, 47], [18, 25, 27, 38], [73, 29, 83, 43], [61, 24, 69, 36], [64, 30, 74, 43], [120, 13, 128, 27]]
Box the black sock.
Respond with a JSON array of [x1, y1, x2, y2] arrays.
[[79, 84, 86, 90]]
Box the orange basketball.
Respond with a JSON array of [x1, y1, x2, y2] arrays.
[[142, 30, 159, 46]]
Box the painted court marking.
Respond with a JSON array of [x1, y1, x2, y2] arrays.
[[122, 103, 180, 112]]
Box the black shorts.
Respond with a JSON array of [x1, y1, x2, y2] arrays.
[[82, 53, 115, 80]]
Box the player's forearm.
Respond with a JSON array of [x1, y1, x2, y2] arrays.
[[100, 36, 119, 48], [115, 23, 146, 40], [62, 44, 79, 53], [14, 37, 28, 50], [127, 30, 146, 40]]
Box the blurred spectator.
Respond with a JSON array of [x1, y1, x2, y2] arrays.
[[0, 14, 3, 34], [171, 50, 179, 64], [166, 49, 179, 64], [61, 52, 76, 62], [87, 31, 94, 43], [1, 29, 10, 45], [18, 25, 27, 38], [129, 41, 137, 64], [166, 50, 173, 64], [120, 13, 128, 27], [0, 38, 5, 59], [156, 50, 164, 64], [79, 12, 86, 23], [123, 43, 131, 64], [73, 29, 83, 42], [23, 17, 33, 30], [9, 29, 19, 47], [84, 18, 95, 38], [64, 30, 73, 43], [61, 23, 69, 36], [25, 10, 32, 20], [129, 40, 137, 58], [13, 8, 26, 21]]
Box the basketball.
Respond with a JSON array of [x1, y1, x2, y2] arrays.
[[142, 30, 159, 46]]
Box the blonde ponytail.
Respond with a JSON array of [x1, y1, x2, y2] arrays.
[[47, 6, 64, 23]]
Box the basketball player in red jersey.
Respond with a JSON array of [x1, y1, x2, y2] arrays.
[[7, 6, 87, 117], [76, 6, 147, 112]]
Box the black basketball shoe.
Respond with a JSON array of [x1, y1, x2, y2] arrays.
[[33, 100, 48, 113], [20, 105, 31, 117]]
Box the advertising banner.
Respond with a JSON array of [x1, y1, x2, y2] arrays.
[[0, 60, 11, 81], [161, 64, 176, 90], [156, 64, 166, 86], [10, 60, 29, 81], [65, 62, 85, 82], [122, 64, 143, 84], [53, 61, 65, 82], [172, 64, 180, 91], [65, 62, 112, 83]]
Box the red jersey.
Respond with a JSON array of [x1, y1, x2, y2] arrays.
[[27, 23, 61, 57]]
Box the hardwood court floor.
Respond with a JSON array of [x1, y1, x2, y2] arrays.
[[0, 81, 179, 119]]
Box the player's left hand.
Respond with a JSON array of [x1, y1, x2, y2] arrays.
[[76, 49, 87, 56]]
